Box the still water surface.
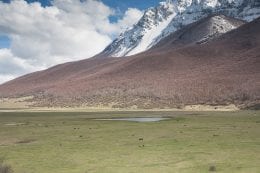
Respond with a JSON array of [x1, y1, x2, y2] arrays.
[[95, 117, 170, 122]]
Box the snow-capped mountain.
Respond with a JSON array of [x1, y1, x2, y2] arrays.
[[152, 14, 246, 50], [100, 0, 260, 57]]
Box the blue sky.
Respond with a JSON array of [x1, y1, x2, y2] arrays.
[[0, 0, 161, 49], [103, 0, 161, 22], [0, 0, 163, 83], [0, 35, 10, 48], [0, 0, 161, 18], [103, 0, 161, 11], [1, 0, 161, 9]]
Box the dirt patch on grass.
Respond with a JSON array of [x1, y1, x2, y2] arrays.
[[15, 139, 36, 144], [0, 139, 18, 146], [4, 123, 27, 126], [0, 139, 36, 146], [184, 104, 239, 111]]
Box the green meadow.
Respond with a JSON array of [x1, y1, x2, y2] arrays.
[[0, 111, 259, 173]]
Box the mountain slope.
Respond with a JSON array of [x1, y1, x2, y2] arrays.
[[99, 0, 260, 58], [151, 14, 246, 51], [0, 16, 259, 108]]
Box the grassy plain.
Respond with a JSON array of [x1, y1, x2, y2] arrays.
[[0, 111, 259, 173]]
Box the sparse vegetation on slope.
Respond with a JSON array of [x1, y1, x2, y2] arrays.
[[0, 17, 259, 109]]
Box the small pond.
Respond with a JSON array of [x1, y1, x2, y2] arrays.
[[94, 117, 170, 122]]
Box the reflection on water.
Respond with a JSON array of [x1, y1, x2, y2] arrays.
[[95, 117, 170, 122]]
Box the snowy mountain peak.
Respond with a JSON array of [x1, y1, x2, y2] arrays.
[[100, 1, 177, 57], [174, 0, 193, 11], [138, 2, 175, 28], [99, 0, 260, 58]]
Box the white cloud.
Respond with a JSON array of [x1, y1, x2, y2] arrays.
[[0, 49, 40, 74], [116, 8, 144, 31], [0, 48, 42, 83], [0, 0, 143, 84]]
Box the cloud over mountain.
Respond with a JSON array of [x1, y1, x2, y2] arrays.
[[0, 0, 143, 84]]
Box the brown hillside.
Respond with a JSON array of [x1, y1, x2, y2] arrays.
[[0, 15, 259, 109]]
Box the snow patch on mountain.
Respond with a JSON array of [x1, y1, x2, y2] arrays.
[[197, 15, 238, 44], [100, 0, 260, 57], [127, 12, 176, 56]]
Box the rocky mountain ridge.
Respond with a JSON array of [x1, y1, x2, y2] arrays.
[[100, 0, 260, 57]]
